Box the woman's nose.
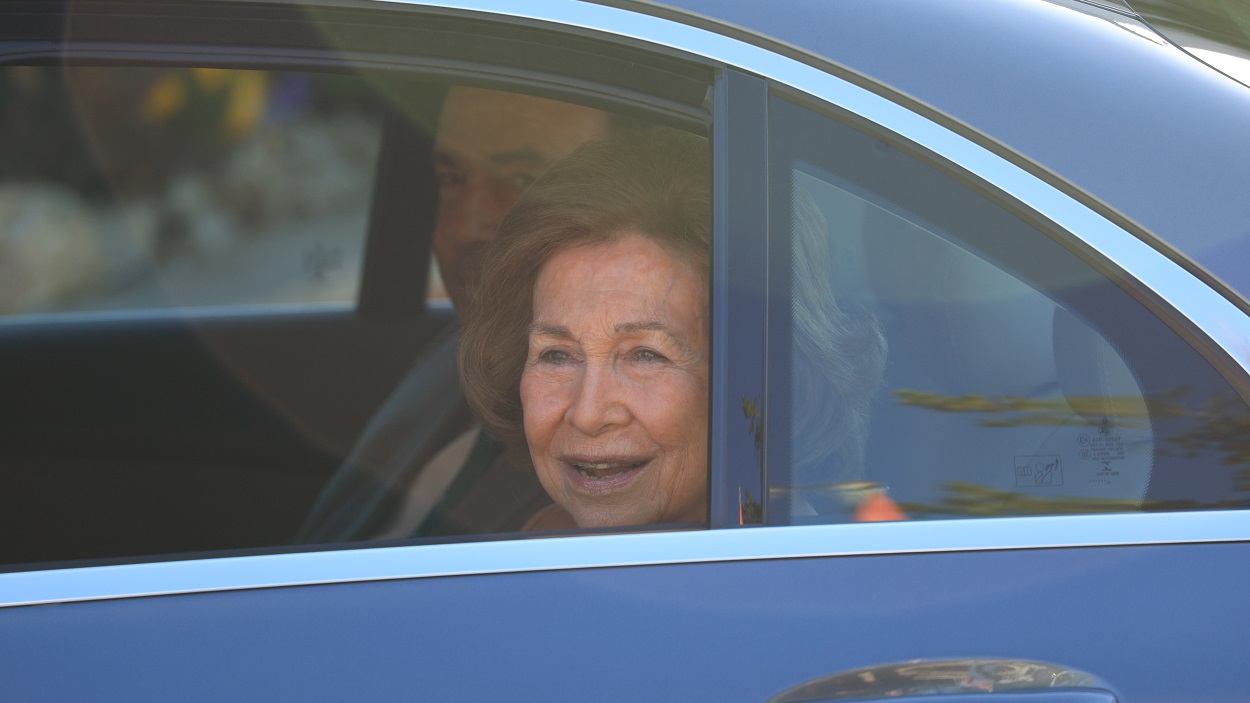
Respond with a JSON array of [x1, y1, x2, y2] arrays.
[[566, 364, 630, 436]]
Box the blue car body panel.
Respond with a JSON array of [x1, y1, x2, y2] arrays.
[[4, 541, 1249, 701]]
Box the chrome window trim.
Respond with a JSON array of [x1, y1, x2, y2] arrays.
[[5, 0, 1249, 608], [1, 511, 1247, 608]]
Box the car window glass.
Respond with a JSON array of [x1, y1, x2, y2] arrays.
[[767, 96, 1250, 524], [0, 0, 722, 569], [327, 94, 709, 543], [0, 70, 707, 568], [0, 66, 383, 316]]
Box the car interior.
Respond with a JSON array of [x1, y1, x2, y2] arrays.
[[0, 2, 713, 568]]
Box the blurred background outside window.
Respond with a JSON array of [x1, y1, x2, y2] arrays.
[[0, 66, 385, 316]]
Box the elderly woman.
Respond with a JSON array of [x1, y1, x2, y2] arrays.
[[459, 129, 710, 530], [460, 129, 890, 530]]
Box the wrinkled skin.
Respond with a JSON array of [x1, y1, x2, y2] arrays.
[[521, 235, 709, 528]]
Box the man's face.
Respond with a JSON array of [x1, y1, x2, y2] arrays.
[[432, 87, 608, 312]]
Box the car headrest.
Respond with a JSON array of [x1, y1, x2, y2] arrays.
[[863, 209, 1056, 397], [1052, 306, 1149, 427]]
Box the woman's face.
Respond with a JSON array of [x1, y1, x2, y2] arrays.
[[520, 234, 709, 528]]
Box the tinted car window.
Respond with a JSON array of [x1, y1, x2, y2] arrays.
[[0, 66, 709, 566], [767, 96, 1250, 523], [0, 66, 383, 316]]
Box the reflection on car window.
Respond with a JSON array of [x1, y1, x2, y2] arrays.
[[0, 66, 383, 315], [767, 96, 1250, 524]]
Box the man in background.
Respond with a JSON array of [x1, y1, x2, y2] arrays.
[[297, 86, 608, 543]]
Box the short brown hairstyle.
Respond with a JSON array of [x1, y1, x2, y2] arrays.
[[458, 129, 711, 470]]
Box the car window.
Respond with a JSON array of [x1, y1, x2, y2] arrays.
[[0, 65, 384, 316], [766, 95, 1250, 524], [0, 40, 711, 566]]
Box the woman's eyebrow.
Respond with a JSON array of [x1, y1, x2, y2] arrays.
[[530, 320, 691, 350], [616, 321, 693, 352], [615, 320, 668, 335], [529, 323, 573, 339]]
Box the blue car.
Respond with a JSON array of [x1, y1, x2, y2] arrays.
[[2, 1, 1249, 700]]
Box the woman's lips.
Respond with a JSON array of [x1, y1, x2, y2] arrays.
[[572, 461, 644, 479], [560, 456, 651, 491]]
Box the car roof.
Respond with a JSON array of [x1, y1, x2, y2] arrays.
[[647, 0, 1250, 303]]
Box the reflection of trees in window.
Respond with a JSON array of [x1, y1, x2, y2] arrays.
[[899, 482, 1143, 518], [1158, 391, 1250, 468], [901, 480, 1250, 518], [893, 389, 1154, 429], [890, 386, 1250, 517]]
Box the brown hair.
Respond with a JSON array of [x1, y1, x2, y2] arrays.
[[458, 128, 710, 469]]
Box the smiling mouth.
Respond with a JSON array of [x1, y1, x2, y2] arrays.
[[571, 461, 647, 481]]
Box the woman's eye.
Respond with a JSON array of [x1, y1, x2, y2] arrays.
[[632, 348, 669, 364], [537, 349, 573, 365]]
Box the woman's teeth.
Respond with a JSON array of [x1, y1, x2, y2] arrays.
[[573, 461, 645, 480]]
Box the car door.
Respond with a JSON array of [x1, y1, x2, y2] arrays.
[[3, 2, 1249, 702]]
